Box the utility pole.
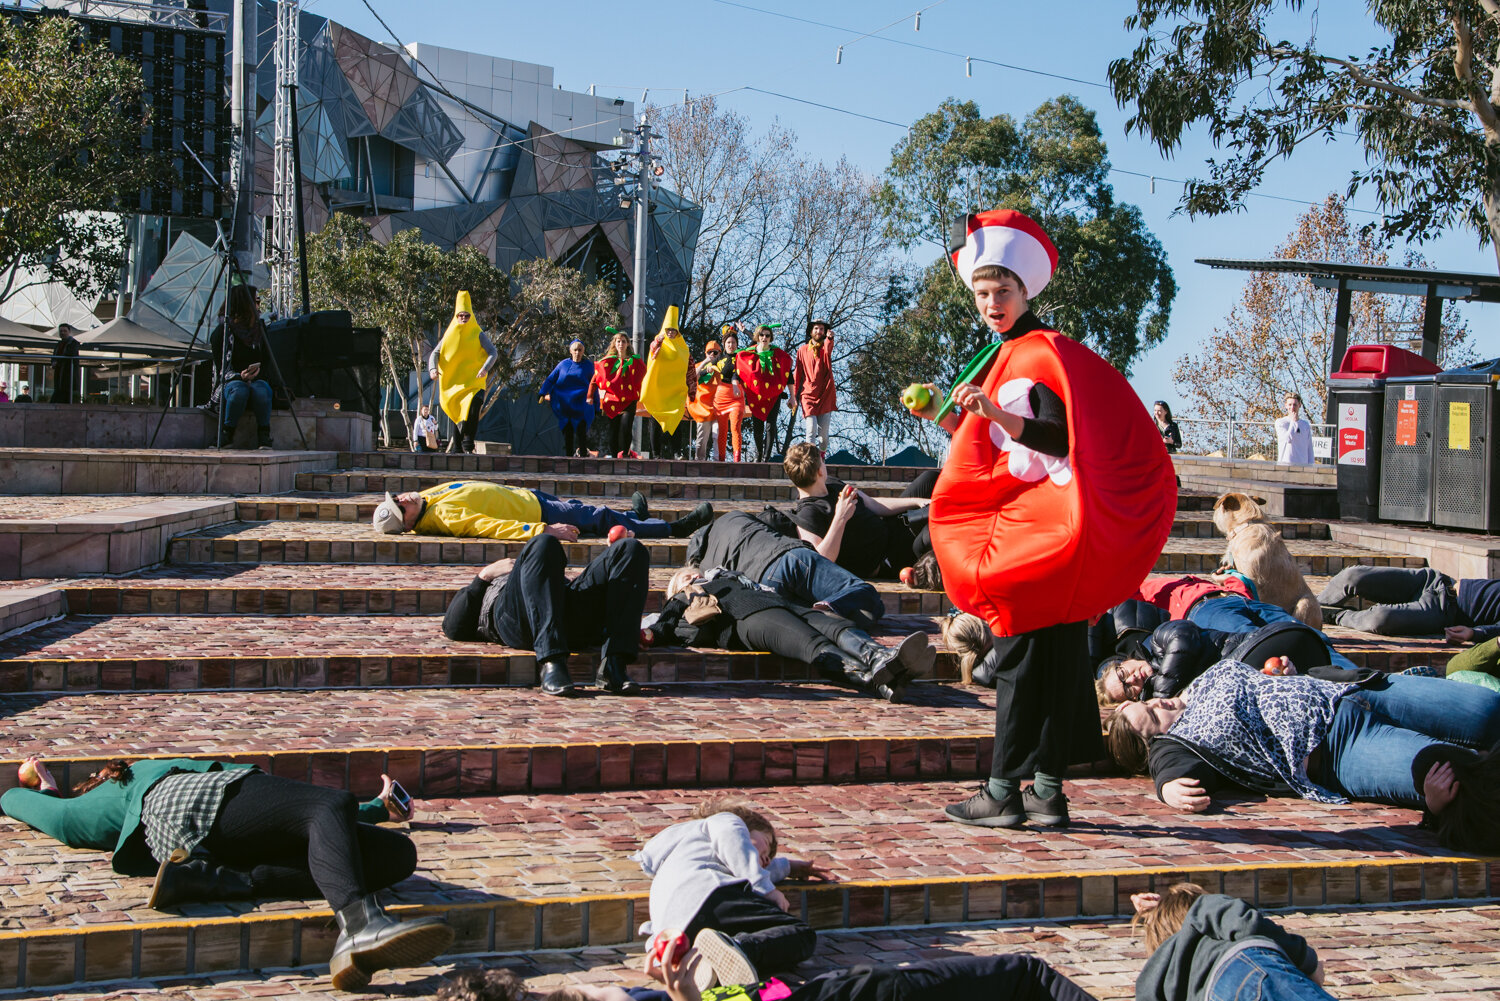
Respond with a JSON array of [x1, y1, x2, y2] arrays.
[[230, 0, 258, 272], [269, 0, 300, 318], [618, 114, 662, 451]]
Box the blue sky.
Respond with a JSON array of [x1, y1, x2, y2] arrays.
[[316, 0, 1499, 407]]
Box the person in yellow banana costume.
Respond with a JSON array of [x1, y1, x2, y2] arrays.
[[426, 291, 498, 454], [640, 306, 689, 456]]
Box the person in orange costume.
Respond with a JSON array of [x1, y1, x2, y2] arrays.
[[688, 329, 745, 461], [912, 209, 1176, 831]]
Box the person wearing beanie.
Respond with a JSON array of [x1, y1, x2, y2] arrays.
[[791, 319, 835, 453], [427, 292, 498, 454], [541, 339, 597, 457], [441, 537, 651, 696], [371, 480, 712, 542], [910, 209, 1177, 830]]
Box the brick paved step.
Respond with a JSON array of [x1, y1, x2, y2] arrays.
[[0, 613, 966, 693], [0, 684, 999, 796], [11, 903, 1499, 1001], [230, 494, 1314, 536], [163, 521, 1416, 576], [0, 612, 1456, 695], [0, 779, 1488, 990], [58, 565, 951, 617]]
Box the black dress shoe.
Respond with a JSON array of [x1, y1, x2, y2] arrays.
[[631, 491, 650, 520], [539, 660, 576, 696], [596, 656, 641, 695]]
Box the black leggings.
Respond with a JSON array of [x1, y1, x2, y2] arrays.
[[606, 412, 633, 456], [686, 882, 816, 974], [562, 423, 592, 456], [901, 468, 939, 560], [750, 412, 779, 461], [202, 773, 417, 911]]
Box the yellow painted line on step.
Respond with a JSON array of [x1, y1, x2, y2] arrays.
[[0, 735, 1001, 766], [1, 855, 1487, 941]]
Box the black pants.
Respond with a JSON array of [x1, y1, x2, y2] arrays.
[[490, 534, 649, 666], [202, 773, 418, 911], [447, 393, 481, 452], [898, 468, 940, 562], [562, 423, 590, 457], [686, 882, 816, 974], [606, 412, 634, 456], [733, 606, 856, 665], [787, 954, 1096, 1001], [988, 620, 1099, 781], [750, 411, 779, 461]]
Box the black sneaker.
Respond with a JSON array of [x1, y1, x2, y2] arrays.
[[631, 491, 650, 521], [1023, 786, 1069, 827], [670, 502, 714, 538], [944, 786, 1025, 828]]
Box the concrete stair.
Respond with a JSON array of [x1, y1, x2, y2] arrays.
[[0, 449, 1492, 996]]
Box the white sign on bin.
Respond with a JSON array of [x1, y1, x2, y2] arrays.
[[1337, 402, 1367, 466]]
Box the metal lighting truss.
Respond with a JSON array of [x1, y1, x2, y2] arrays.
[[269, 0, 299, 317]]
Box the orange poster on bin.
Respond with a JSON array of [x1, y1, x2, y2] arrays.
[[1395, 399, 1419, 446]]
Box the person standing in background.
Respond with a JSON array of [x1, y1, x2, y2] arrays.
[[1275, 392, 1314, 464], [51, 324, 80, 404], [791, 319, 836, 453], [1154, 401, 1181, 453]]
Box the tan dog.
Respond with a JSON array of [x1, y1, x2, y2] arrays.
[[1212, 492, 1322, 629]]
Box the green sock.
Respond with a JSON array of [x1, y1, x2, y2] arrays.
[[986, 777, 1019, 801], [1032, 772, 1063, 800]]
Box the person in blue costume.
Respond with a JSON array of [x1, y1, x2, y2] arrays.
[[541, 339, 597, 457]]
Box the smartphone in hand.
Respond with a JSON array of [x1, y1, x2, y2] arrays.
[[388, 780, 414, 816]]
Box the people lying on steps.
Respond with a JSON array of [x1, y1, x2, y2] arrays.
[[372, 479, 711, 542], [2, 758, 450, 992], [1094, 616, 1364, 706], [646, 566, 936, 702], [684, 510, 884, 631], [1319, 565, 1500, 642], [1102, 658, 1500, 853], [436, 943, 1099, 1001], [441, 535, 649, 696], [633, 797, 820, 986], [783, 442, 936, 580], [1130, 574, 1360, 671], [1133, 883, 1330, 1001]]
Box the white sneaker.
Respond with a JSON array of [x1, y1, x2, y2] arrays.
[[691, 928, 758, 991]]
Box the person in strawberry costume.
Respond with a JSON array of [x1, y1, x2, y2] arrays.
[[589, 328, 645, 458], [912, 209, 1176, 831], [736, 324, 793, 462]]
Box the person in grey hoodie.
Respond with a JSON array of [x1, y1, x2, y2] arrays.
[[632, 798, 821, 983], [1132, 884, 1329, 1001]]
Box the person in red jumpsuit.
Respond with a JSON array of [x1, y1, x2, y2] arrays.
[[791, 319, 836, 453], [913, 209, 1176, 830]]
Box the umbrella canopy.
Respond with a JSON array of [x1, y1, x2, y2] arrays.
[[77, 316, 208, 358], [0, 316, 56, 349]]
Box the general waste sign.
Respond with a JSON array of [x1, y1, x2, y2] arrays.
[[1337, 402, 1367, 465], [1395, 399, 1420, 447]]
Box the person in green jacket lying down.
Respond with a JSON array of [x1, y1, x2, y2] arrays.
[[2, 757, 452, 992]]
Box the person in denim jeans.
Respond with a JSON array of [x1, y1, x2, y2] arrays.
[[1105, 662, 1500, 852], [1134, 884, 1330, 1001], [209, 285, 274, 449], [1185, 595, 1360, 673]]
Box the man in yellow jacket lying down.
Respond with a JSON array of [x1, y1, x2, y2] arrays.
[[372, 480, 713, 541]]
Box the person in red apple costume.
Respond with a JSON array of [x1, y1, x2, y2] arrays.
[[912, 209, 1176, 830]]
